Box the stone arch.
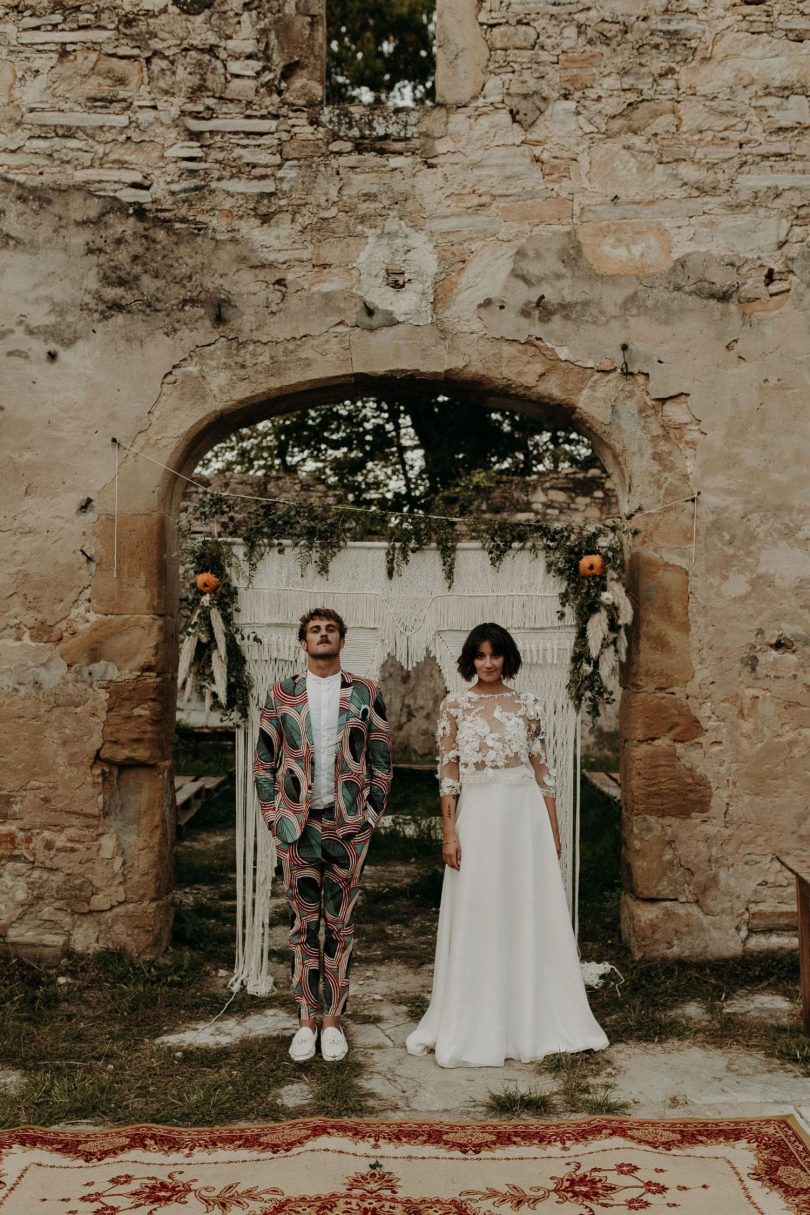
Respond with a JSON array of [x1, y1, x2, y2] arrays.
[[90, 329, 702, 960]]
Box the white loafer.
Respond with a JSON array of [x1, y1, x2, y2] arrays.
[[289, 1026, 317, 1063], [320, 1026, 348, 1062]]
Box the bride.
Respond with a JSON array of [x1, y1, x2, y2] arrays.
[[406, 622, 608, 1068]]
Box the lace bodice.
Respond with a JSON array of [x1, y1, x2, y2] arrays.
[[437, 689, 557, 798]]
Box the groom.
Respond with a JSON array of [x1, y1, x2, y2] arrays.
[[253, 608, 392, 1063]]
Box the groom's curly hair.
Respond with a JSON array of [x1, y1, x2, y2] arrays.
[[457, 623, 522, 681], [298, 607, 347, 641]]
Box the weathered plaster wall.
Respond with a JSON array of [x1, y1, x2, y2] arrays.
[[1, 1, 809, 960]]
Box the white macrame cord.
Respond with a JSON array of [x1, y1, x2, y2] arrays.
[[229, 543, 582, 999]]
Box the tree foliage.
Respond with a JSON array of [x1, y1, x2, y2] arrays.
[[199, 391, 599, 515], [326, 0, 436, 105]]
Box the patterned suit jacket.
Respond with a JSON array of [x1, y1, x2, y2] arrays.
[[253, 669, 392, 844]]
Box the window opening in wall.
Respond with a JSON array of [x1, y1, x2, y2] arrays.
[[326, 0, 436, 106]]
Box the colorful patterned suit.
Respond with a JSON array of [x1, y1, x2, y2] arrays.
[[253, 670, 392, 1017]]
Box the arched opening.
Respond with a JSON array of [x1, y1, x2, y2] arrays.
[[170, 382, 626, 986], [92, 345, 700, 965]]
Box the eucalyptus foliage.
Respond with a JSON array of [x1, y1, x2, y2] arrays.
[[185, 500, 630, 721]]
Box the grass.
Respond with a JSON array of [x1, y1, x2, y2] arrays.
[[404, 993, 430, 1022], [487, 1053, 629, 1119], [307, 1055, 373, 1118], [485, 1084, 555, 1118], [0, 951, 290, 1127], [536, 1052, 630, 1116]]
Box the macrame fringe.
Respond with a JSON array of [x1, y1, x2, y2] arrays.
[[231, 543, 583, 999], [229, 724, 276, 997]]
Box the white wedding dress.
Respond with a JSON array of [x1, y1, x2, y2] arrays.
[[405, 688, 609, 1068]]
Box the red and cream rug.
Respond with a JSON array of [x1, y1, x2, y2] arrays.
[[1, 1117, 808, 1214]]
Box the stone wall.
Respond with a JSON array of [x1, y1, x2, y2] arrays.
[[2, 1, 809, 961]]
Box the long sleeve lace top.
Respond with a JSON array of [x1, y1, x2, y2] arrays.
[[437, 689, 557, 799]]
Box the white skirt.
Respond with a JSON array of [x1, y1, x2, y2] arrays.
[[405, 767, 609, 1068]]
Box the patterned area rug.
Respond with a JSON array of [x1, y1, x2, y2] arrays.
[[1, 1117, 808, 1214]]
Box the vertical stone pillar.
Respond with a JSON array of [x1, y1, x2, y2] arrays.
[[435, 0, 488, 105], [86, 511, 178, 956], [275, 1, 325, 106], [619, 549, 717, 957]]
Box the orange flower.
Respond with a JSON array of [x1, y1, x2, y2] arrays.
[[578, 554, 606, 577], [195, 572, 221, 594]]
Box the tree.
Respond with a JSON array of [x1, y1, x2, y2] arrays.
[[199, 390, 600, 515], [326, 0, 436, 105]]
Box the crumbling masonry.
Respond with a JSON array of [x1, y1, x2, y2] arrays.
[[2, 1, 809, 959]]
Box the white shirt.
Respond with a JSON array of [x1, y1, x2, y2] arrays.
[[306, 670, 342, 809]]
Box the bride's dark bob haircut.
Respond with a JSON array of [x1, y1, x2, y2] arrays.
[[458, 623, 522, 681]]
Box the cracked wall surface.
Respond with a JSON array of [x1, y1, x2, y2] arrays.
[[1, 1, 809, 960]]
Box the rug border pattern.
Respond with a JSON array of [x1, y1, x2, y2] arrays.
[[1, 1116, 807, 1215]]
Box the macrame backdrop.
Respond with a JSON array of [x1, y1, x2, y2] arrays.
[[229, 542, 580, 998]]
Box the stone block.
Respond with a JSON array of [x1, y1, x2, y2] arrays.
[[59, 615, 171, 676], [24, 111, 130, 128], [0, 61, 16, 105], [505, 89, 549, 130], [576, 221, 673, 276], [490, 25, 537, 51], [47, 51, 143, 102], [622, 817, 688, 900], [680, 32, 810, 96], [273, 15, 324, 106], [0, 690, 104, 828], [92, 514, 169, 617], [92, 896, 173, 957], [752, 94, 810, 130], [225, 79, 257, 103], [4, 925, 67, 964], [624, 551, 693, 689], [350, 325, 447, 379], [622, 742, 712, 819], [607, 100, 679, 136], [184, 118, 276, 133], [217, 179, 277, 194], [620, 691, 703, 743], [436, 0, 488, 105], [748, 906, 797, 933], [100, 676, 175, 765], [19, 30, 113, 45], [103, 764, 174, 904], [497, 197, 573, 225], [621, 895, 743, 960], [560, 52, 603, 91]]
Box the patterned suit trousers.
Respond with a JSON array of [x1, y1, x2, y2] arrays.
[[276, 804, 371, 1018]]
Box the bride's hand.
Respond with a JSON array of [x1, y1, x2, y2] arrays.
[[442, 834, 461, 870]]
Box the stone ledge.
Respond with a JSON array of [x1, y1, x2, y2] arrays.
[[23, 110, 130, 128]]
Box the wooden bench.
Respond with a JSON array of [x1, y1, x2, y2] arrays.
[[776, 854, 810, 1034], [584, 770, 621, 802], [174, 774, 226, 827]]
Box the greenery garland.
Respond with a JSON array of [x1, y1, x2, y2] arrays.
[[182, 497, 633, 721]]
